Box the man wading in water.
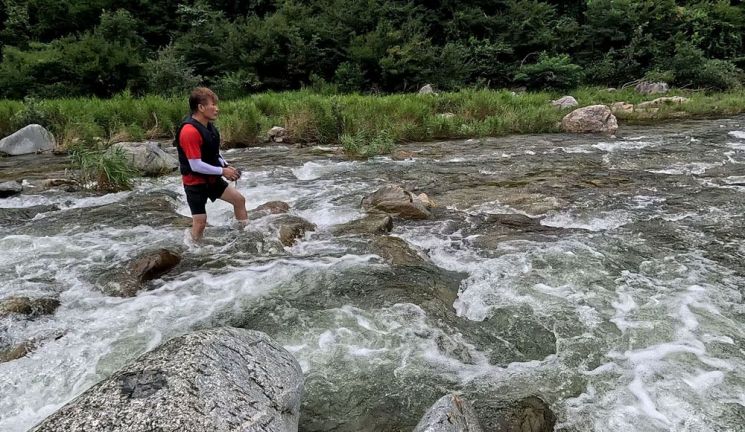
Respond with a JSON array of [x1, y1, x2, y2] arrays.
[[175, 87, 247, 241]]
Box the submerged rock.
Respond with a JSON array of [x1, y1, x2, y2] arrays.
[[413, 393, 483, 432], [362, 184, 431, 220], [0, 180, 22, 198], [31, 327, 304, 432], [0, 124, 56, 156], [561, 105, 618, 135], [0, 340, 35, 363]]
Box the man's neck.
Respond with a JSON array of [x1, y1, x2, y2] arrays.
[[191, 113, 209, 126]]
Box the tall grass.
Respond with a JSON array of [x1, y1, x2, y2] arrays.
[[68, 142, 138, 192], [1, 87, 745, 157]]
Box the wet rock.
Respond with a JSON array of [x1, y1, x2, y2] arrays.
[[0, 296, 60, 318], [550, 96, 578, 109], [610, 102, 634, 115], [31, 327, 304, 432], [268, 126, 288, 143], [332, 214, 393, 236], [635, 96, 689, 111], [0, 124, 56, 156], [0, 340, 35, 363], [252, 200, 290, 216], [0, 204, 59, 227], [0, 180, 22, 198], [417, 193, 436, 209], [362, 184, 431, 220], [635, 81, 669, 95], [486, 396, 556, 432], [413, 393, 483, 432], [419, 84, 436, 95], [276, 215, 316, 246], [41, 178, 78, 188], [371, 235, 429, 268], [107, 141, 178, 176], [392, 150, 416, 160], [561, 105, 618, 135], [129, 249, 181, 284], [103, 249, 181, 297]]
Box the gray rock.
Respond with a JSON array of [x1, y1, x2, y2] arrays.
[[414, 393, 483, 432], [362, 184, 432, 220], [635, 96, 689, 111], [0, 180, 22, 198], [550, 96, 578, 109], [0, 124, 56, 156], [419, 84, 436, 95], [251, 201, 291, 218], [561, 105, 618, 135], [32, 327, 304, 432], [268, 127, 288, 143], [487, 396, 555, 432], [107, 141, 178, 176], [635, 81, 669, 95]]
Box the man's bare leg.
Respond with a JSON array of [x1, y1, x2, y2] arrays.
[[219, 186, 248, 224], [191, 214, 208, 241]]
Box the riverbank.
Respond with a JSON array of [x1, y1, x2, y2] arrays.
[[1, 87, 745, 157]]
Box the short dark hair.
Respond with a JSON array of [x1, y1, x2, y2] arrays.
[[189, 87, 218, 113]]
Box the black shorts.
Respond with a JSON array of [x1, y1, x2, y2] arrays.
[[184, 178, 229, 215]]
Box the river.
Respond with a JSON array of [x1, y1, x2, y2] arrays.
[[1, 116, 745, 431]]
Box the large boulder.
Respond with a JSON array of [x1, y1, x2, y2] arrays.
[[413, 394, 483, 432], [0, 180, 23, 198], [0, 124, 56, 156], [550, 96, 578, 109], [561, 105, 618, 135], [107, 141, 178, 176], [362, 184, 432, 220], [634, 81, 669, 95], [31, 327, 304, 432]]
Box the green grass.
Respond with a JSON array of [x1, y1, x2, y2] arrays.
[[1, 87, 745, 157]]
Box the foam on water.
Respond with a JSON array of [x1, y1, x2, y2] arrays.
[[728, 130, 745, 139], [291, 160, 360, 180], [541, 211, 632, 231], [593, 140, 656, 152]]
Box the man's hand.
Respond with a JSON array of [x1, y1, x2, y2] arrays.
[[222, 166, 241, 181]]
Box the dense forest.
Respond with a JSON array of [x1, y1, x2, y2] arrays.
[[1, 0, 744, 99]]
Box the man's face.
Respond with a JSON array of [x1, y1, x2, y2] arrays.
[[199, 98, 219, 120]]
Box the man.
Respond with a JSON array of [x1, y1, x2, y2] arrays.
[[174, 87, 247, 241]]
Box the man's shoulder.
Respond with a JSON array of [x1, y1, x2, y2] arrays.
[[180, 123, 201, 139]]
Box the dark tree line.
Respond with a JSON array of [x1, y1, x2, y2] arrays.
[[0, 0, 743, 98]]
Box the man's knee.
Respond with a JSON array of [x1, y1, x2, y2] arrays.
[[192, 215, 207, 228]]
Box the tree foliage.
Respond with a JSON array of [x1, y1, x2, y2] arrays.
[[0, 0, 743, 98]]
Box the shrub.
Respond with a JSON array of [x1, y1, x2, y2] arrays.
[[341, 129, 394, 158], [514, 53, 584, 90], [68, 142, 137, 191]]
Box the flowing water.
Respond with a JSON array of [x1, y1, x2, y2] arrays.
[[2, 117, 745, 431]]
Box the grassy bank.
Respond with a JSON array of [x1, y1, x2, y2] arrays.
[[1, 87, 745, 157]]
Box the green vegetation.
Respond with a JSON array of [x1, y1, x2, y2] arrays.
[[0, 1, 743, 98], [2, 87, 744, 158], [68, 142, 138, 191]]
